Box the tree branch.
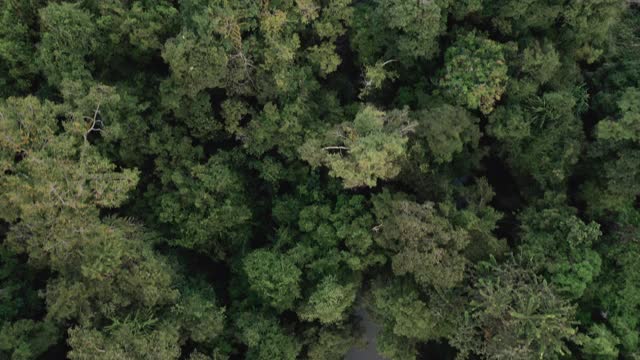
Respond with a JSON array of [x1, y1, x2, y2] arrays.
[[400, 122, 418, 135], [84, 102, 102, 143], [322, 146, 350, 151]]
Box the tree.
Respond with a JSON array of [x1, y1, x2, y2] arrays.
[[243, 249, 302, 312], [235, 313, 301, 360], [67, 320, 181, 360], [0, 320, 58, 360], [451, 260, 577, 360], [488, 91, 585, 190], [518, 197, 602, 299], [582, 88, 640, 216], [0, 97, 225, 358], [304, 324, 362, 360], [368, 278, 444, 344], [577, 324, 620, 359], [0, 1, 638, 359], [37, 2, 97, 85], [300, 105, 413, 188], [298, 276, 358, 324], [271, 177, 384, 276], [560, 0, 622, 64], [151, 153, 253, 259], [161, 31, 228, 100], [351, 0, 449, 64], [438, 32, 508, 114], [582, 209, 640, 355], [0, 246, 44, 325], [0, 0, 41, 95], [171, 280, 226, 346], [482, 0, 564, 37], [366, 277, 461, 360], [372, 191, 469, 290], [414, 104, 481, 164]]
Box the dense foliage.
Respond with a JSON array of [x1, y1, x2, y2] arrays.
[[0, 1, 638, 359]]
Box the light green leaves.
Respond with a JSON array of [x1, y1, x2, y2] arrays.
[[298, 276, 357, 324], [300, 105, 413, 188]]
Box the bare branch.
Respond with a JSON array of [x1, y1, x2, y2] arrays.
[[380, 59, 398, 67], [50, 184, 66, 206], [84, 102, 102, 143], [400, 122, 418, 135], [322, 146, 350, 151]]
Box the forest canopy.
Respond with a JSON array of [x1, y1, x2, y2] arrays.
[[0, 0, 639, 359]]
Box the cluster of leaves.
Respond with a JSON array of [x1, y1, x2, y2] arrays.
[[0, 0, 638, 359]]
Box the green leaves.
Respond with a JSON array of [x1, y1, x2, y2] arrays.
[[596, 88, 640, 142], [172, 282, 226, 345], [351, 0, 448, 64], [452, 261, 577, 360], [153, 153, 252, 259], [373, 192, 469, 290], [489, 91, 584, 189], [0, 0, 636, 359], [162, 31, 228, 99], [37, 3, 97, 85], [0, 92, 205, 359], [0, 96, 140, 267], [67, 321, 181, 360], [369, 279, 441, 343], [439, 32, 508, 114], [583, 88, 640, 216], [243, 249, 302, 312], [0, 0, 40, 95], [518, 201, 602, 299], [0, 320, 59, 360], [416, 104, 481, 164], [298, 276, 357, 324], [235, 313, 301, 360], [300, 106, 412, 188]]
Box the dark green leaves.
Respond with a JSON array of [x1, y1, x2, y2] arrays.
[[243, 249, 302, 312]]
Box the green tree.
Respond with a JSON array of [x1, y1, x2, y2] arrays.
[[300, 105, 413, 188], [366, 277, 461, 360], [577, 324, 620, 359], [582, 210, 640, 354], [518, 198, 602, 299], [67, 320, 181, 360], [0, 94, 190, 356], [451, 260, 577, 360], [0, 320, 58, 360], [304, 324, 362, 360], [243, 249, 302, 312], [483, 0, 563, 37], [582, 88, 640, 216], [235, 313, 301, 360], [0, 0, 41, 95], [171, 281, 226, 346], [151, 153, 253, 259], [37, 3, 97, 85], [351, 0, 449, 64], [372, 191, 469, 290], [415, 104, 481, 164], [488, 91, 585, 190], [369, 278, 444, 344], [298, 276, 358, 324], [439, 32, 508, 114]]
